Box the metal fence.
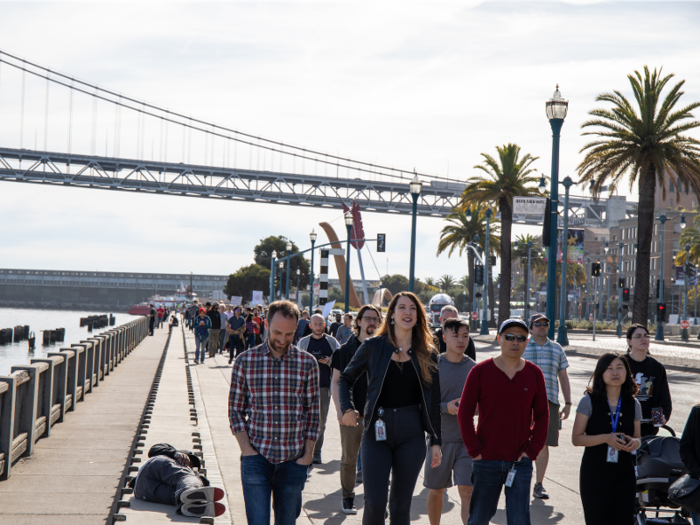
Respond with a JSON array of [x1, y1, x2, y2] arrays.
[[0, 316, 149, 480]]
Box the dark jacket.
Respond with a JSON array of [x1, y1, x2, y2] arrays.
[[680, 405, 700, 479], [338, 335, 442, 446], [434, 328, 476, 361], [128, 443, 208, 489]]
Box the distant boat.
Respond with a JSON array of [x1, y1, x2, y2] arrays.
[[128, 304, 151, 316], [128, 289, 192, 315]]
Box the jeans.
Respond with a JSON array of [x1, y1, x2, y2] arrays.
[[195, 334, 208, 363], [314, 387, 331, 458], [240, 454, 308, 525], [691, 512, 700, 525], [247, 334, 256, 349], [149, 318, 155, 336], [468, 458, 533, 525], [361, 405, 427, 524], [340, 416, 364, 498], [134, 456, 203, 512]]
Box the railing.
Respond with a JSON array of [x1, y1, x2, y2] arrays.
[[0, 316, 149, 480]]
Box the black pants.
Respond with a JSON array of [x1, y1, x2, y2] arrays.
[[149, 318, 155, 336], [361, 405, 427, 525], [134, 456, 203, 512]]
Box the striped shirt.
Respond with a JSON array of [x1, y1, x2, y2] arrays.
[[523, 338, 569, 405], [228, 341, 320, 464]]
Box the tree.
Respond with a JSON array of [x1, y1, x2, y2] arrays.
[[676, 215, 700, 266], [424, 277, 437, 288], [438, 275, 456, 291], [254, 235, 310, 290], [577, 66, 700, 324], [328, 286, 344, 303], [380, 274, 409, 296], [436, 207, 502, 315], [458, 144, 542, 324], [224, 264, 271, 303]]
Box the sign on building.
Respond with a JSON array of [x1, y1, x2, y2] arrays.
[[513, 197, 547, 215]]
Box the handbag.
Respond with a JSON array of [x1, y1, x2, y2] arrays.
[[668, 474, 700, 514]]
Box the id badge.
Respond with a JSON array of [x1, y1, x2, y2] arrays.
[[607, 446, 619, 463], [375, 407, 387, 441], [505, 467, 516, 487]]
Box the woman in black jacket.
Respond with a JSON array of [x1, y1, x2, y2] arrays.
[[339, 291, 441, 524], [680, 403, 700, 525]]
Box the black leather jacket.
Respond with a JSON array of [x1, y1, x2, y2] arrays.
[[338, 335, 442, 446]]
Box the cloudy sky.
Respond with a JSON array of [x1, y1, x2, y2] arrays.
[[1, 1, 699, 285]]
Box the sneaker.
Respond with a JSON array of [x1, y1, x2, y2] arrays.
[[180, 486, 225, 504], [181, 501, 226, 517], [533, 482, 549, 499], [355, 470, 363, 485], [312, 455, 322, 464], [342, 497, 357, 515]]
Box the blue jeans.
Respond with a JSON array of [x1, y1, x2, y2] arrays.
[[691, 512, 700, 525], [195, 334, 208, 362], [247, 334, 256, 349], [468, 458, 533, 525], [240, 453, 308, 525]]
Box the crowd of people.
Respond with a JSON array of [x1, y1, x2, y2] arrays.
[[147, 294, 700, 525]]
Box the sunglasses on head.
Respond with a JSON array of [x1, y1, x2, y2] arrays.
[[533, 322, 549, 327], [503, 334, 528, 342]]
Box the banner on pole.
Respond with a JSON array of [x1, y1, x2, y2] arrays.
[[252, 291, 264, 305], [547, 229, 584, 263], [513, 197, 547, 215], [231, 296, 243, 306]]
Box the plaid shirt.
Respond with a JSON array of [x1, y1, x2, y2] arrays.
[[522, 338, 569, 405], [228, 340, 320, 464]]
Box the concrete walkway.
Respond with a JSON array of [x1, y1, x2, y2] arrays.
[[0, 328, 170, 525]]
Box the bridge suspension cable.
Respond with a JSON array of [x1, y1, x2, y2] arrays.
[[0, 48, 459, 185]]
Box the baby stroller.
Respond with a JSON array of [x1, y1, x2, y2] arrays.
[[635, 425, 692, 524]]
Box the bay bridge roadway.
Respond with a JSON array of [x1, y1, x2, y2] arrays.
[[0, 146, 636, 224]]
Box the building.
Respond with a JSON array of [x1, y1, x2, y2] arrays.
[[0, 269, 228, 311]]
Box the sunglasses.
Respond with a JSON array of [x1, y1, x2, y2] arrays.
[[533, 322, 549, 327], [503, 334, 528, 342]]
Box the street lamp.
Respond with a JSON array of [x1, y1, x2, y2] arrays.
[[278, 261, 285, 300], [344, 212, 354, 313], [270, 250, 277, 303], [617, 241, 624, 338], [557, 176, 573, 346], [683, 243, 690, 341], [285, 241, 293, 300], [604, 241, 611, 321], [471, 234, 480, 331], [586, 256, 591, 321], [408, 174, 422, 292], [296, 268, 301, 305], [309, 229, 317, 309], [654, 214, 684, 340], [481, 209, 492, 335], [545, 84, 569, 340]]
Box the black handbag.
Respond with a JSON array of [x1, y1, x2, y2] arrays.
[[668, 474, 700, 514]]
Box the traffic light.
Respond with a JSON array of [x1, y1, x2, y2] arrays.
[[377, 233, 386, 252], [475, 292, 483, 298], [591, 263, 601, 277], [474, 265, 484, 285], [657, 303, 666, 323], [622, 288, 630, 302], [619, 278, 625, 288]]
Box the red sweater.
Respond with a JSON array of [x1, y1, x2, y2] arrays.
[[458, 358, 549, 461]]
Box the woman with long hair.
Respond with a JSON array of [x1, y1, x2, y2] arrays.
[[572, 353, 642, 524], [622, 323, 673, 436], [339, 292, 441, 524]]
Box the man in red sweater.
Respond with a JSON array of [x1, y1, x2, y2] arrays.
[[457, 319, 549, 525]]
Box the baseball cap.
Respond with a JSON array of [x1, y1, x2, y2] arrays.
[[529, 313, 550, 327], [498, 318, 529, 334]]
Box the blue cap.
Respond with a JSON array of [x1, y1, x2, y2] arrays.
[[498, 318, 529, 334]]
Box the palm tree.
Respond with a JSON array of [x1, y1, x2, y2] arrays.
[[424, 277, 437, 288], [458, 144, 543, 324], [436, 206, 501, 319], [676, 215, 700, 266], [438, 275, 456, 291], [511, 234, 546, 309], [578, 66, 700, 324]]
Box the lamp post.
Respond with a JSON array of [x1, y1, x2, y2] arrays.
[[557, 176, 573, 346], [278, 261, 284, 300], [296, 268, 301, 305], [617, 241, 624, 338], [471, 234, 480, 331], [285, 241, 292, 300], [695, 263, 699, 326], [481, 209, 492, 335], [309, 229, 317, 309], [526, 240, 533, 323], [545, 85, 568, 340], [344, 212, 353, 313], [270, 250, 277, 303], [604, 242, 611, 321], [656, 214, 667, 340], [683, 243, 690, 341], [586, 256, 591, 320], [408, 175, 422, 292]]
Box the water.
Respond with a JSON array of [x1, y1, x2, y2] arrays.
[[0, 308, 140, 375]]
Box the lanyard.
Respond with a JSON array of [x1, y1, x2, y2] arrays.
[[607, 397, 622, 433]]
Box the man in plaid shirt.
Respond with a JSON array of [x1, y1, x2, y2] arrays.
[[522, 313, 572, 501], [229, 300, 320, 525]]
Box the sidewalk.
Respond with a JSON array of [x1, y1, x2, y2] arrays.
[[0, 328, 170, 525]]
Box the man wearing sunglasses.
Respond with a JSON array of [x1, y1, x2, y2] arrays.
[[522, 313, 572, 500], [457, 319, 549, 525]]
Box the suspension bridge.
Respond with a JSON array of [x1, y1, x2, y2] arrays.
[[0, 49, 469, 217]]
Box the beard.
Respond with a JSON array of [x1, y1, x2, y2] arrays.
[[268, 338, 289, 354]]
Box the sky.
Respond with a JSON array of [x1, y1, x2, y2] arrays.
[[1, 1, 699, 286]]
